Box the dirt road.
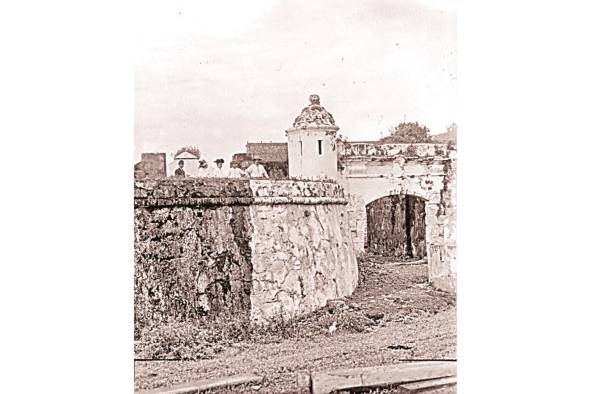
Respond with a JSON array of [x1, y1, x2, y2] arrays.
[[135, 254, 456, 393]]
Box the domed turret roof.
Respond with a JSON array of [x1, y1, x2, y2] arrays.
[[292, 94, 339, 130]]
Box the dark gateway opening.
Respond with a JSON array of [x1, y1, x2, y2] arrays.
[[365, 194, 426, 259]]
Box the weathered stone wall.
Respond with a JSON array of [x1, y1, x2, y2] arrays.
[[135, 153, 167, 179], [134, 179, 254, 333], [248, 180, 357, 324], [134, 178, 358, 329], [345, 193, 366, 253], [428, 154, 457, 292]]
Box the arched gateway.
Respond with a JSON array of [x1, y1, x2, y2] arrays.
[[338, 142, 457, 292], [366, 194, 426, 259], [281, 95, 457, 292]]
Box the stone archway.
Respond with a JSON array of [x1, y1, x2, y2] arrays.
[[365, 194, 426, 259]]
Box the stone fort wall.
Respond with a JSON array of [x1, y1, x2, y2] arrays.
[[134, 178, 358, 330]]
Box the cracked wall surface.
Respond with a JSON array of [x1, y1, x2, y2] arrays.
[[134, 178, 358, 329], [247, 179, 357, 324], [249, 202, 358, 324]]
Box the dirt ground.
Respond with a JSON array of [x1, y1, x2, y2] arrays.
[[135, 253, 457, 393]]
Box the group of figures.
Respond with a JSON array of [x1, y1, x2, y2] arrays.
[[174, 156, 269, 179]]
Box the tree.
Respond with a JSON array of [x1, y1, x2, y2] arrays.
[[173, 145, 201, 160], [379, 122, 432, 144]]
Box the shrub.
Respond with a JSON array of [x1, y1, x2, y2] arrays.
[[135, 321, 223, 360], [135, 312, 252, 360]]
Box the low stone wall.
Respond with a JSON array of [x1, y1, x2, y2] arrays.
[[341, 142, 449, 158], [134, 178, 358, 330]]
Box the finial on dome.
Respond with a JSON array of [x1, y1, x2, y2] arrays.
[[291, 94, 338, 130]]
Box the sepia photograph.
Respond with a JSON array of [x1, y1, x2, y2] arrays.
[[134, 1, 457, 393], [5, 1, 591, 393]]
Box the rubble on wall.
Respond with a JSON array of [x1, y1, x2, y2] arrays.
[[250, 178, 344, 199], [340, 142, 448, 158]]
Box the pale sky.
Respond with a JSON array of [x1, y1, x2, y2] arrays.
[[135, 0, 457, 163]]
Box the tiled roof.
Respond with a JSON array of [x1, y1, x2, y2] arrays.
[[246, 142, 288, 162]]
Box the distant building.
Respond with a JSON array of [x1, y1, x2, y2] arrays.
[[431, 125, 457, 145], [134, 153, 167, 179], [168, 149, 200, 177], [231, 142, 289, 179]]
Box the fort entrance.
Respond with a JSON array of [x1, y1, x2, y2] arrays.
[[339, 142, 457, 292], [366, 194, 426, 259]]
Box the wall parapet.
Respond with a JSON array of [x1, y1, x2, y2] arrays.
[[340, 142, 450, 158], [134, 178, 348, 207], [249, 179, 345, 199], [134, 178, 251, 199]]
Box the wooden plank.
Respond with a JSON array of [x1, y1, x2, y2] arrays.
[[399, 376, 457, 393], [136, 374, 263, 394], [311, 361, 456, 394]]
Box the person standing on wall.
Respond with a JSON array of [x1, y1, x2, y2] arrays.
[[228, 161, 247, 178], [212, 158, 227, 177], [174, 160, 186, 177], [196, 159, 212, 177], [245, 156, 269, 178]]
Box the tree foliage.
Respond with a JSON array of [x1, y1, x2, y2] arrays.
[[173, 145, 201, 160], [379, 122, 432, 144]]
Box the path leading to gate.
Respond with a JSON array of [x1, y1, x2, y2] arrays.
[[135, 254, 457, 393]]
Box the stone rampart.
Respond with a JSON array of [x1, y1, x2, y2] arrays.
[[134, 178, 358, 329]]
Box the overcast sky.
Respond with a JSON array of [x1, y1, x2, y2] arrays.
[[135, 0, 456, 163]]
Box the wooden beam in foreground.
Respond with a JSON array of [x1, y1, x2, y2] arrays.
[[399, 376, 457, 393], [136, 374, 263, 394], [310, 361, 456, 394]]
